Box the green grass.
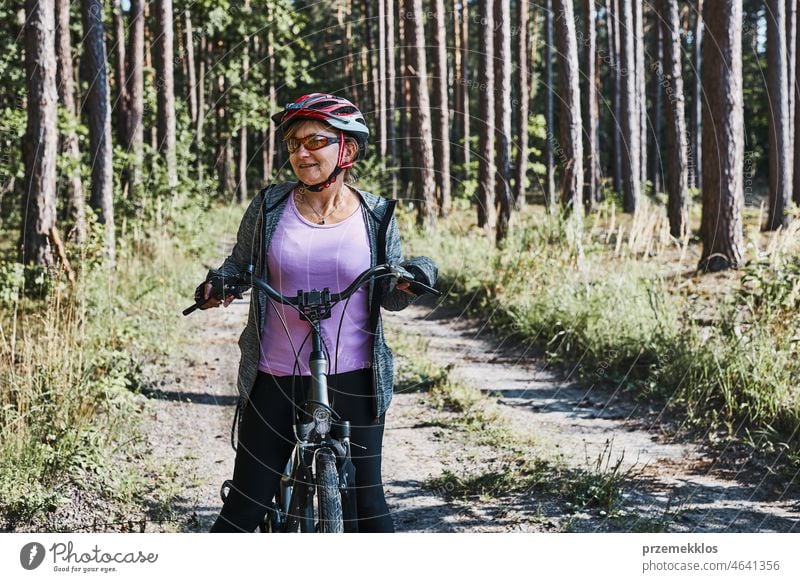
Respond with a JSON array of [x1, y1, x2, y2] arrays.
[[0, 194, 243, 530], [388, 325, 638, 524], [402, 201, 800, 470]]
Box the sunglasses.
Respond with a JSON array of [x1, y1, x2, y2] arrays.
[[284, 134, 340, 153]]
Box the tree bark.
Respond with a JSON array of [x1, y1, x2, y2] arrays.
[[404, 0, 437, 227], [398, 3, 411, 186], [545, 0, 556, 211], [786, 0, 796, 199], [765, 0, 790, 231], [55, 0, 85, 243], [430, 0, 451, 216], [216, 68, 236, 198], [264, 2, 277, 183], [699, 0, 743, 271], [21, 0, 58, 269], [583, 0, 599, 210], [553, 0, 584, 222], [238, 36, 249, 204], [198, 33, 207, 182], [494, 0, 512, 242], [185, 9, 198, 125], [513, 0, 529, 209], [609, 0, 623, 196], [127, 0, 144, 196], [112, 0, 128, 147], [378, 0, 387, 159], [460, 0, 470, 174], [154, 0, 177, 188], [635, 0, 646, 191], [691, 0, 703, 190], [649, 17, 663, 196], [795, 0, 800, 205], [620, 0, 640, 213], [386, 0, 397, 188], [659, 0, 688, 238], [81, 0, 115, 264], [476, 0, 496, 230]]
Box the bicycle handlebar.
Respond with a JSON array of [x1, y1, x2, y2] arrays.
[[183, 263, 441, 317]]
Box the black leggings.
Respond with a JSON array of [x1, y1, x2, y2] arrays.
[[210, 368, 394, 532]]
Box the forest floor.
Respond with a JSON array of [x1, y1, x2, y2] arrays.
[[140, 288, 800, 533]]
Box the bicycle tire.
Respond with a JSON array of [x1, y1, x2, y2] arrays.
[[315, 448, 344, 533]]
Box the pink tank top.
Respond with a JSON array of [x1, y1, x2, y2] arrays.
[[258, 194, 372, 376]]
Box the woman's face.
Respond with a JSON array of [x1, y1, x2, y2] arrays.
[[285, 120, 355, 186]]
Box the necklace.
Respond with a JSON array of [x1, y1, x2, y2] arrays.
[[295, 188, 343, 224]]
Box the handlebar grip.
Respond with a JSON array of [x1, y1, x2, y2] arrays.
[[183, 303, 200, 316]]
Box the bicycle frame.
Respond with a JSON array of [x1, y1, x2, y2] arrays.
[[189, 263, 441, 533], [261, 287, 357, 533]]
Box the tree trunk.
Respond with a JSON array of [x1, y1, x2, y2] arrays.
[[609, 0, 623, 196], [21, 0, 58, 268], [112, 0, 128, 147], [398, 3, 411, 190], [583, 0, 598, 210], [363, 0, 379, 140], [127, 0, 144, 197], [404, 0, 437, 227], [238, 37, 249, 204], [217, 69, 236, 198], [494, 0, 512, 243], [197, 33, 207, 182], [452, 0, 463, 162], [345, 0, 358, 107], [529, 4, 540, 101], [378, 0, 387, 159], [386, 0, 396, 190], [429, 0, 451, 216], [81, 0, 115, 264], [460, 0, 470, 175], [699, 0, 743, 271], [786, 0, 796, 199], [765, 0, 790, 231], [659, 0, 688, 238], [55, 0, 85, 243], [691, 0, 703, 190], [513, 0, 529, 209], [649, 17, 663, 196], [476, 0, 496, 230], [545, 0, 556, 210], [154, 0, 177, 188], [264, 2, 277, 183], [553, 0, 584, 222], [795, 0, 800, 205], [185, 9, 197, 125], [636, 0, 646, 191], [620, 0, 640, 213]]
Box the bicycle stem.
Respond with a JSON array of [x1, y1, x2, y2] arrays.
[[308, 324, 329, 409]]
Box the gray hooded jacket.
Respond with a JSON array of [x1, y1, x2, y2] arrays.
[[208, 182, 438, 419]]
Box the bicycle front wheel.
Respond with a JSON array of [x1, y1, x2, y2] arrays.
[[315, 448, 344, 533]]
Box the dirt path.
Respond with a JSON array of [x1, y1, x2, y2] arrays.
[[383, 298, 800, 532], [144, 293, 800, 532]]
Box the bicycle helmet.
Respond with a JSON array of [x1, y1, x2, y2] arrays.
[[272, 93, 370, 191]]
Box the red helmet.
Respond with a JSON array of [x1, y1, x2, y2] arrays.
[[272, 93, 369, 160]]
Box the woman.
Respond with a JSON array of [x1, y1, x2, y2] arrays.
[[196, 93, 437, 532]]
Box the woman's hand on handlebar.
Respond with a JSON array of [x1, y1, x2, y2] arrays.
[[395, 279, 418, 295], [198, 281, 236, 309]]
